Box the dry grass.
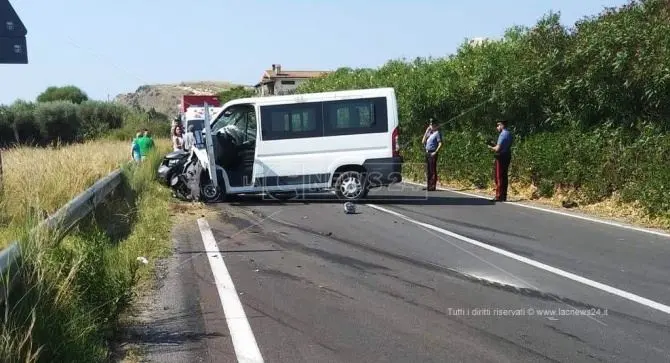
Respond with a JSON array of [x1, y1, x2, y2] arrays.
[[0, 138, 170, 248], [0, 139, 176, 362]]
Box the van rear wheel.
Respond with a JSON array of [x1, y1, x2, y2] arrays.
[[334, 170, 368, 201]]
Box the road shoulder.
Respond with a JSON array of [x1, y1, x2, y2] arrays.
[[111, 212, 235, 363]]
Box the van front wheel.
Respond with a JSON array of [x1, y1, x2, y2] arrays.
[[334, 170, 368, 201]]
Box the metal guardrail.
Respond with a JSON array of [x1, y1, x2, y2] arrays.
[[0, 168, 124, 305]]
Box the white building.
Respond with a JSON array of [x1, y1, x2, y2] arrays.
[[254, 64, 331, 96]]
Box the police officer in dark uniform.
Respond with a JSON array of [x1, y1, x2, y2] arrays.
[[422, 118, 442, 191], [488, 120, 513, 202]]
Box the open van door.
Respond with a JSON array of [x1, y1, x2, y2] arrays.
[[203, 103, 219, 190], [189, 103, 221, 201]]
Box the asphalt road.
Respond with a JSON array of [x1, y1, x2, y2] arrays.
[[137, 183, 670, 363]]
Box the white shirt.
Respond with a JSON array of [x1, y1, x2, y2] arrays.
[[183, 132, 196, 150], [172, 135, 184, 151]]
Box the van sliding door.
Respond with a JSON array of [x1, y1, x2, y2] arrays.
[[254, 101, 328, 191]]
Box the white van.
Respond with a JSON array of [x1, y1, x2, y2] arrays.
[[190, 87, 403, 201]]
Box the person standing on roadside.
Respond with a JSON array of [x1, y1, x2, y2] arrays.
[[183, 124, 196, 151], [171, 116, 181, 136], [130, 131, 142, 161], [137, 128, 155, 160], [172, 126, 185, 151], [488, 120, 513, 202], [422, 118, 442, 191]]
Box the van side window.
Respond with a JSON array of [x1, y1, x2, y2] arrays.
[[323, 97, 388, 136], [269, 109, 316, 132], [260, 102, 322, 140], [332, 103, 373, 129]]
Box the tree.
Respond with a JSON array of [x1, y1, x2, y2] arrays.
[[217, 86, 255, 104], [37, 85, 89, 104]]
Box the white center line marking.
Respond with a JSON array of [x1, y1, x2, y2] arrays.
[[366, 204, 670, 315], [198, 218, 264, 363]]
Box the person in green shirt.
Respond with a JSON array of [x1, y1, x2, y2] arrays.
[[136, 128, 155, 160], [130, 131, 142, 161]]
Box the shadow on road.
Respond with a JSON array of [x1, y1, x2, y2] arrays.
[[226, 193, 495, 206]]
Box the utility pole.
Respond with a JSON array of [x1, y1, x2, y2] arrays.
[[0, 0, 29, 193]]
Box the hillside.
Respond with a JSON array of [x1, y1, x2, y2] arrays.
[[114, 81, 251, 117]]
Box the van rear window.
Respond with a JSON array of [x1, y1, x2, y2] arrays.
[[322, 97, 387, 136], [329, 101, 375, 129]]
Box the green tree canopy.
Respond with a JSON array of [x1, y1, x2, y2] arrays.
[[217, 86, 255, 104], [37, 85, 89, 104]]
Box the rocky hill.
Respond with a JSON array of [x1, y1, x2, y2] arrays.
[[114, 81, 251, 117]]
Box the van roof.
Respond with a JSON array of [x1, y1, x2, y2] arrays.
[[221, 87, 396, 109]]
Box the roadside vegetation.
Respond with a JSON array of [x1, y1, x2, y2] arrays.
[[217, 85, 256, 104], [0, 139, 173, 362], [0, 83, 177, 361], [298, 0, 670, 229], [0, 140, 130, 247], [0, 85, 171, 147]]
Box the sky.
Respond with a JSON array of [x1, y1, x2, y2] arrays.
[[1, 0, 629, 105]]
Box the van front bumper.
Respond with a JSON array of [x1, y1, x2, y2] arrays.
[[363, 157, 403, 187]]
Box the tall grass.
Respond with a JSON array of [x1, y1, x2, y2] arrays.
[[0, 139, 173, 362], [0, 139, 167, 248]]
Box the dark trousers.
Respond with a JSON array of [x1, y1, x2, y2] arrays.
[[425, 152, 438, 190], [493, 152, 511, 200]]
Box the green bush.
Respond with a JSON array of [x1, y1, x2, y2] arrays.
[[5, 100, 40, 145], [36, 85, 89, 105], [33, 101, 81, 144], [1, 85, 171, 146], [105, 110, 171, 142], [218, 86, 255, 104], [0, 105, 15, 146], [77, 100, 126, 140], [297, 0, 670, 218]]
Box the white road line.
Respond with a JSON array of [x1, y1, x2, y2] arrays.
[[401, 181, 670, 238], [366, 204, 670, 315], [197, 218, 264, 363]]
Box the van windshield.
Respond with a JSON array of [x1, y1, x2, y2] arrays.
[[211, 105, 255, 133]]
